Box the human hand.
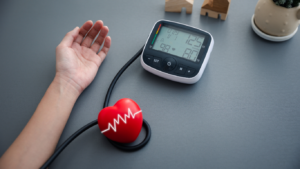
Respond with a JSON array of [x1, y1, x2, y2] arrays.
[[55, 20, 111, 94]]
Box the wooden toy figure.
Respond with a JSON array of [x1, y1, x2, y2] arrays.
[[201, 0, 231, 20], [165, 0, 194, 14]]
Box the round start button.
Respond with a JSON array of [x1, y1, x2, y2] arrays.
[[162, 57, 177, 71]]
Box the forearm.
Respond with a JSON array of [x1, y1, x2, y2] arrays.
[[0, 20, 110, 169], [0, 76, 80, 169]]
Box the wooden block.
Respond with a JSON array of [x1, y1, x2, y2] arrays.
[[200, 0, 231, 20], [165, 0, 194, 14]]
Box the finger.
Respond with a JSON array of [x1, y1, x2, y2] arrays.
[[81, 20, 103, 48], [90, 26, 109, 53], [97, 36, 111, 64], [74, 20, 93, 44], [59, 27, 80, 47]]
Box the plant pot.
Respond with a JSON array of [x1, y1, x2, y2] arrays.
[[252, 0, 300, 41]]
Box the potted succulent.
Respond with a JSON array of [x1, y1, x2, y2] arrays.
[[252, 0, 300, 41]]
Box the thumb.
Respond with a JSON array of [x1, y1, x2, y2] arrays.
[[59, 27, 80, 47]]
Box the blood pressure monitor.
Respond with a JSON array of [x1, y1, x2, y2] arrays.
[[42, 20, 214, 168], [141, 20, 214, 84]]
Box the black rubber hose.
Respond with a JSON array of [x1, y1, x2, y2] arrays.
[[40, 46, 145, 169], [108, 119, 151, 151], [103, 46, 144, 108], [40, 120, 98, 169]]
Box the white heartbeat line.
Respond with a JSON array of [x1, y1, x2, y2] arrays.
[[101, 108, 142, 133]]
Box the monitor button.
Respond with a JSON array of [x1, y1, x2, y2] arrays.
[[162, 57, 177, 71], [153, 57, 162, 68], [186, 67, 195, 76], [144, 55, 153, 65], [175, 65, 187, 75]]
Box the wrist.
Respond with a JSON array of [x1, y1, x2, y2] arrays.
[[52, 74, 82, 99]]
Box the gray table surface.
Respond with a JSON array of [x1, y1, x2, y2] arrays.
[[1, 0, 300, 168]]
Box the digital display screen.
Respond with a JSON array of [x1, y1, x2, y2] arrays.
[[151, 25, 205, 62]]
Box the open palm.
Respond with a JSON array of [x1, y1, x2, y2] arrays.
[[55, 20, 111, 94]]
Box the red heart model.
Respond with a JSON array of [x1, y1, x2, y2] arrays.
[[98, 98, 143, 143]]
